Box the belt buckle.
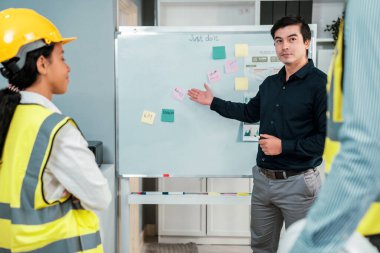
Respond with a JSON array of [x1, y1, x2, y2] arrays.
[[260, 168, 270, 179], [265, 169, 273, 179]]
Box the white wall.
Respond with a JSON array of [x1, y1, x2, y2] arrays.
[[158, 1, 256, 26], [312, 1, 345, 39], [0, 0, 117, 163], [313, 1, 345, 73], [118, 0, 143, 26]]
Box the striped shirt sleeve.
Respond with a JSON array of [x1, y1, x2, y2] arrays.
[[289, 0, 380, 252]]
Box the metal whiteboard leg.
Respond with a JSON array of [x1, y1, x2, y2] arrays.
[[119, 178, 130, 253]]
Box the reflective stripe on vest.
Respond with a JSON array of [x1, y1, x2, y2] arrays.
[[0, 232, 101, 253], [0, 105, 103, 252], [324, 20, 344, 173], [324, 22, 380, 236]]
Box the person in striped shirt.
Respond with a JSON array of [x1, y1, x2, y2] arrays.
[[279, 0, 380, 252]]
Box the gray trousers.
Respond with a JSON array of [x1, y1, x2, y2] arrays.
[[250, 166, 321, 253]]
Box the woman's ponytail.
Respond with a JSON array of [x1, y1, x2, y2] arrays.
[[0, 88, 21, 158]]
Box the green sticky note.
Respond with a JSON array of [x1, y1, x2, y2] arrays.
[[212, 46, 226, 60], [161, 109, 175, 122]]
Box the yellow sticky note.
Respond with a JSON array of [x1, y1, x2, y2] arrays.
[[235, 44, 248, 57], [141, 110, 156, 125], [235, 77, 249, 91]]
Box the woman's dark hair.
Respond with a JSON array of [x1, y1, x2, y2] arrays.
[[270, 16, 311, 42], [0, 44, 55, 159]]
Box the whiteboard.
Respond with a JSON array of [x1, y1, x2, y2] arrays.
[[116, 25, 317, 177]]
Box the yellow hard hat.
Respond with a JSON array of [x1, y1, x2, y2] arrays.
[[0, 8, 76, 63]]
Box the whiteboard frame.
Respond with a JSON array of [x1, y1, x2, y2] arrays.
[[115, 25, 317, 178]]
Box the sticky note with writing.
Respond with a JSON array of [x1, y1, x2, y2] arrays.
[[235, 44, 248, 57], [161, 109, 175, 122], [141, 110, 156, 125], [208, 70, 221, 83], [212, 46, 226, 60], [235, 77, 249, 91], [172, 87, 185, 101], [225, 59, 238, 74]]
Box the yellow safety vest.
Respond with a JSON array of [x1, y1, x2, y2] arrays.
[[0, 104, 103, 252], [324, 21, 380, 236]]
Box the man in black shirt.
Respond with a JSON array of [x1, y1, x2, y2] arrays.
[[188, 17, 327, 253]]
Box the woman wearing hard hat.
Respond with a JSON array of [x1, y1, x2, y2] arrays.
[[0, 8, 111, 253]]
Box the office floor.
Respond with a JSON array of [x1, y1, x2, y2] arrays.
[[140, 237, 251, 253], [197, 244, 251, 253]]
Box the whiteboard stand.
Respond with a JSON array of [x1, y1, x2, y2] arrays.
[[118, 175, 251, 253], [119, 177, 130, 253], [116, 25, 317, 253]]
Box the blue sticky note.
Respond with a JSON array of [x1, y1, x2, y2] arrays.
[[161, 109, 175, 122], [212, 46, 226, 60]]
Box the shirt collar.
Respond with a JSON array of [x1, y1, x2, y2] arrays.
[[279, 59, 315, 82], [20, 91, 62, 114]]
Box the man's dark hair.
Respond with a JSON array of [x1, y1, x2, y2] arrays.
[[270, 16, 311, 42]]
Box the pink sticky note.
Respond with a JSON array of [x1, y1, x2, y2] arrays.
[[208, 70, 221, 83], [225, 59, 238, 74], [172, 87, 185, 101]]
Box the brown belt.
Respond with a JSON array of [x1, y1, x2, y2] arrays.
[[259, 167, 313, 180]]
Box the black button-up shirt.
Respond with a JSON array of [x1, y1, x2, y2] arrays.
[[210, 60, 327, 171]]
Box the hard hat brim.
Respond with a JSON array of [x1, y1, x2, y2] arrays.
[[61, 37, 77, 44]]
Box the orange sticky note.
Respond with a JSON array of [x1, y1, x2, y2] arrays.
[[235, 77, 249, 91]]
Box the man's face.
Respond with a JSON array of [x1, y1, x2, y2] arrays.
[[273, 24, 310, 66]]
